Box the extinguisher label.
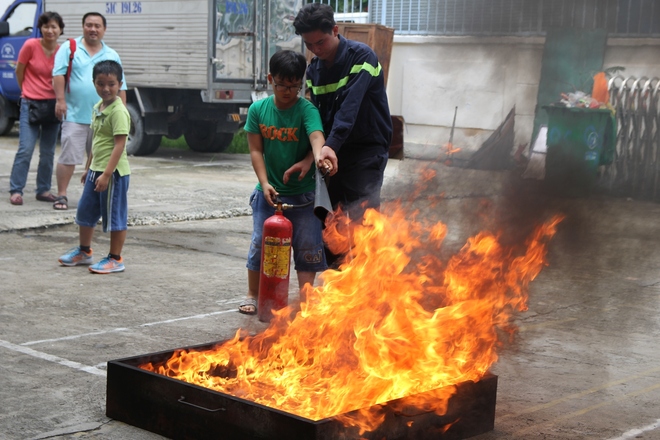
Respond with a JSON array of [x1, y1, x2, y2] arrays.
[[263, 236, 291, 278]]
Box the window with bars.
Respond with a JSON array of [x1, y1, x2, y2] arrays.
[[311, 0, 369, 13], [312, 0, 660, 37]]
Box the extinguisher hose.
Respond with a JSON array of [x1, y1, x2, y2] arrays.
[[279, 199, 313, 210]]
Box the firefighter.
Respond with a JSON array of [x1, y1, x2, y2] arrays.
[[294, 3, 393, 222]]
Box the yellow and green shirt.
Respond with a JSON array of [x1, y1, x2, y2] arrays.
[[90, 98, 131, 176]]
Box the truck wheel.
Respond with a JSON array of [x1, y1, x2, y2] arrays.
[[184, 121, 217, 152], [212, 133, 233, 153], [0, 115, 16, 136], [0, 96, 16, 136], [165, 121, 184, 140], [126, 103, 161, 156]]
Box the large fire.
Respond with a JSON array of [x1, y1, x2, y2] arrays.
[[140, 169, 562, 434]]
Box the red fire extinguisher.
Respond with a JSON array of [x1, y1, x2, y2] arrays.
[[258, 200, 293, 322]]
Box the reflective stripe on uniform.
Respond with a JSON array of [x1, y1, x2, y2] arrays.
[[307, 62, 382, 95]]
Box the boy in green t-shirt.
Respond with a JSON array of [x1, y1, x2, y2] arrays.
[[58, 60, 131, 274], [239, 50, 338, 315]]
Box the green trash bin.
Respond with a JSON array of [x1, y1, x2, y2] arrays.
[[543, 106, 616, 196]]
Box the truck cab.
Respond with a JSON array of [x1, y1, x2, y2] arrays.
[[0, 0, 41, 134]]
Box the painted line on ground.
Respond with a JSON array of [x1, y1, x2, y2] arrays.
[[21, 308, 237, 346], [138, 309, 236, 327], [607, 418, 660, 440], [0, 339, 106, 377], [5, 308, 240, 378], [21, 327, 129, 346]]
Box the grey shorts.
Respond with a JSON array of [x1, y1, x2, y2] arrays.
[[58, 121, 93, 165]]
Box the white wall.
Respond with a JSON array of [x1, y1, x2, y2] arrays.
[[388, 35, 660, 160]]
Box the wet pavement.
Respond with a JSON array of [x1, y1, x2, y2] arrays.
[[1, 129, 659, 440]]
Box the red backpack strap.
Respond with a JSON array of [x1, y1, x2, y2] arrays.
[[65, 38, 77, 93]]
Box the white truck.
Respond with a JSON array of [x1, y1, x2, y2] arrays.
[[0, 0, 304, 155]]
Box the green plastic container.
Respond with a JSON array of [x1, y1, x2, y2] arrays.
[[543, 106, 615, 196]]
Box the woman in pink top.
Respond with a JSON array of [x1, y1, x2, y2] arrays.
[[9, 12, 64, 206]]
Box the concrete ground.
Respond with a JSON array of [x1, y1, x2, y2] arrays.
[[1, 128, 659, 440]]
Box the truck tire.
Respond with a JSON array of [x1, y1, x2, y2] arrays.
[[126, 103, 161, 156], [185, 121, 231, 153], [213, 133, 233, 153], [184, 121, 216, 152], [0, 96, 16, 136]]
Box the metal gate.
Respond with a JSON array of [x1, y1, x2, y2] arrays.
[[603, 76, 660, 200]]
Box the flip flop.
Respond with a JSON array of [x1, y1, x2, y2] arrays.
[[53, 195, 68, 210], [36, 193, 57, 202], [238, 297, 257, 315], [10, 193, 23, 205]]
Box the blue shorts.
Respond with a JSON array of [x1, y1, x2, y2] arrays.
[[76, 170, 129, 233], [247, 189, 327, 273]]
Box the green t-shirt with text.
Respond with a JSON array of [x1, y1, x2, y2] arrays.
[[244, 96, 323, 195]]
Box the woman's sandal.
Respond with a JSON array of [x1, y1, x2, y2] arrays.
[[53, 195, 68, 210], [36, 193, 57, 202], [238, 297, 257, 315]]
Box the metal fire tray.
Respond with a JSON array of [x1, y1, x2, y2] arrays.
[[107, 341, 497, 440]]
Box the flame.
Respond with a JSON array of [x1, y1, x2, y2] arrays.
[[141, 196, 563, 434]]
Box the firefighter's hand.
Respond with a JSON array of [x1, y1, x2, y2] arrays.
[[317, 146, 338, 176], [283, 159, 312, 184], [262, 184, 278, 207]]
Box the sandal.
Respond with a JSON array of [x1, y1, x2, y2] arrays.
[[36, 193, 57, 202], [238, 297, 257, 315], [10, 193, 23, 206], [53, 195, 68, 210]]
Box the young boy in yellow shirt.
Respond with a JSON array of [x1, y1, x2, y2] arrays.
[[58, 60, 131, 274]]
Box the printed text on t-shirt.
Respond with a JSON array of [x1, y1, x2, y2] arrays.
[[259, 125, 299, 142]]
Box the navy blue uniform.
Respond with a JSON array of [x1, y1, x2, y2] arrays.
[[306, 35, 393, 214]]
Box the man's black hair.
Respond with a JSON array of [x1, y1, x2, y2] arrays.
[[293, 3, 336, 35], [38, 11, 65, 34], [269, 50, 306, 83], [93, 60, 123, 81], [82, 12, 106, 28]]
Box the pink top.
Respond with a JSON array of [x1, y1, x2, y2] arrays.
[[17, 38, 59, 100]]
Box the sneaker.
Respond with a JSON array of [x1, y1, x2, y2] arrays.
[[89, 256, 125, 274], [59, 247, 93, 266]]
